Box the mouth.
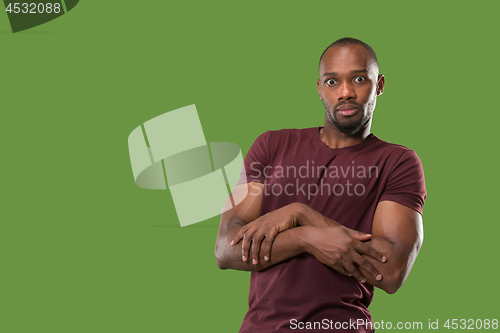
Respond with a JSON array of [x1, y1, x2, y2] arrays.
[[336, 105, 359, 117]]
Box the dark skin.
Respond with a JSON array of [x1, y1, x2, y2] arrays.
[[215, 45, 423, 294]]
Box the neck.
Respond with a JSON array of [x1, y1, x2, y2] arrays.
[[320, 120, 372, 149]]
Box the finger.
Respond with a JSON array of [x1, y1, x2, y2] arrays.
[[251, 230, 266, 265], [344, 262, 367, 284], [231, 224, 250, 246], [352, 253, 382, 281], [356, 242, 387, 263], [345, 228, 372, 241], [241, 234, 254, 262], [261, 227, 280, 261]]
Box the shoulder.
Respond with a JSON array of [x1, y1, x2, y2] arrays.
[[373, 137, 427, 213], [257, 127, 318, 152], [370, 135, 423, 165], [263, 127, 318, 142], [247, 128, 318, 161]]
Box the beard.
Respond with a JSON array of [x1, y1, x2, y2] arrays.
[[323, 100, 375, 136]]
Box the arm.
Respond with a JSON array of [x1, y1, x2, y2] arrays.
[[355, 200, 424, 294], [353, 149, 425, 293], [230, 200, 421, 290], [215, 182, 308, 272], [215, 183, 384, 275], [219, 185, 386, 279]]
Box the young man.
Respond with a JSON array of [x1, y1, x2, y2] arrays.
[[215, 38, 426, 333]]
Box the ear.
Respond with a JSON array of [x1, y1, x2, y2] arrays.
[[376, 74, 385, 96], [316, 79, 323, 100]]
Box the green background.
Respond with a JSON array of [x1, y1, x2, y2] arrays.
[[1, 1, 498, 332]]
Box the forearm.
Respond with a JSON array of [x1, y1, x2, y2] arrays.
[[215, 220, 307, 272]]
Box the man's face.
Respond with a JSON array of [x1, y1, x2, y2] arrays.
[[317, 45, 384, 136]]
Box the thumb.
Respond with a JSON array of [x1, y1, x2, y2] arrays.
[[346, 229, 372, 241]]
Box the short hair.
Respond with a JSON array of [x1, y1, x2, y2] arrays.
[[318, 37, 379, 71]]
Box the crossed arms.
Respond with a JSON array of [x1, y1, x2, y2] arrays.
[[215, 182, 424, 294]]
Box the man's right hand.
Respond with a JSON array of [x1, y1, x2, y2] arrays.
[[301, 225, 387, 284]]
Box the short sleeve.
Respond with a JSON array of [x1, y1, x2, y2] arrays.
[[236, 131, 271, 186], [379, 150, 427, 215]]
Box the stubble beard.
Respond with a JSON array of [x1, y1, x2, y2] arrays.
[[324, 100, 375, 136]]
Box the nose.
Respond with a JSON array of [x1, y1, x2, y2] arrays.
[[337, 81, 356, 100]]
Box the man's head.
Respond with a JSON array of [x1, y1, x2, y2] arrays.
[[317, 38, 385, 136]]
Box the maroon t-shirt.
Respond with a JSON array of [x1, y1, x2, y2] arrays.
[[237, 127, 426, 333]]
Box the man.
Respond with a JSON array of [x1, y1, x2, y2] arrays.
[[215, 38, 426, 333]]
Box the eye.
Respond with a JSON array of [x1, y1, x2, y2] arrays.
[[326, 79, 337, 86], [354, 76, 366, 83]]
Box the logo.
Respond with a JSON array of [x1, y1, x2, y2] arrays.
[[3, 0, 79, 33], [128, 105, 247, 227]]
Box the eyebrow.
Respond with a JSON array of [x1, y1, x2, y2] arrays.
[[322, 69, 368, 77]]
